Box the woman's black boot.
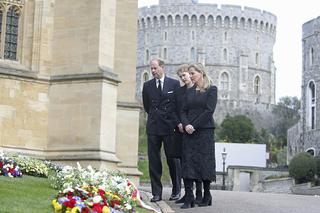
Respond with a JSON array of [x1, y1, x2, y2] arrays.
[[175, 178, 186, 204], [198, 180, 212, 207], [181, 179, 195, 209], [195, 180, 202, 205]]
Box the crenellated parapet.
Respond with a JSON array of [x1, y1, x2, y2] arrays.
[[138, 4, 277, 36]]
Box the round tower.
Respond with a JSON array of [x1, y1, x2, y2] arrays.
[[136, 2, 277, 126]]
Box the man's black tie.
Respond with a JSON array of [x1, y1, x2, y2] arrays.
[[157, 79, 162, 94]]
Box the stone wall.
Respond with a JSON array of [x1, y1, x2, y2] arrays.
[[0, 71, 49, 151]]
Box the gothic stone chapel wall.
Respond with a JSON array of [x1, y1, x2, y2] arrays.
[[0, 0, 141, 182]]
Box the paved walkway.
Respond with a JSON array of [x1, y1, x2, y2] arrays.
[[139, 186, 320, 213]]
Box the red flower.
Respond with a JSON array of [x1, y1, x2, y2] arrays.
[[92, 203, 103, 213], [98, 189, 105, 197], [9, 167, 14, 174], [63, 198, 76, 208], [0, 162, 3, 168], [82, 207, 90, 213], [110, 199, 121, 207]]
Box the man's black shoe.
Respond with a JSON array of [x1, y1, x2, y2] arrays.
[[150, 195, 162, 202], [169, 193, 181, 201]]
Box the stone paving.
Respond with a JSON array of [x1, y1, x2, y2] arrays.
[[139, 186, 320, 213]]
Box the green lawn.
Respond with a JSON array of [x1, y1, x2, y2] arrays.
[[0, 175, 57, 213], [0, 175, 153, 213]]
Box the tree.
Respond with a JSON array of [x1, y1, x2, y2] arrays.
[[272, 96, 300, 148], [218, 114, 255, 143]]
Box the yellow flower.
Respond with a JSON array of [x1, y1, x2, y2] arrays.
[[51, 199, 62, 212], [71, 206, 81, 213], [102, 206, 110, 213]]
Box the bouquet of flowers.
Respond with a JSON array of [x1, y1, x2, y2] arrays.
[[50, 163, 158, 213], [0, 150, 22, 177]]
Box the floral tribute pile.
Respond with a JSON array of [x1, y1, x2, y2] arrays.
[[0, 150, 22, 177], [50, 163, 158, 213]]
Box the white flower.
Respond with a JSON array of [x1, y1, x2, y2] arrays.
[[63, 187, 74, 193], [92, 195, 102, 203]]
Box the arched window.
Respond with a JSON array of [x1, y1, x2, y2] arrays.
[[153, 16, 158, 28], [254, 76, 261, 95], [146, 17, 151, 28], [160, 15, 165, 27], [306, 148, 315, 156], [168, 15, 173, 26], [224, 31, 227, 41], [220, 72, 229, 98], [199, 15, 205, 26], [240, 17, 245, 28], [220, 72, 229, 90], [254, 20, 258, 30], [191, 47, 196, 62], [223, 48, 227, 62], [141, 71, 150, 90], [208, 15, 214, 27], [247, 18, 252, 29], [191, 15, 197, 26], [224, 16, 230, 28], [143, 72, 149, 82], [0, 5, 22, 60], [175, 15, 181, 26], [307, 81, 316, 130], [183, 15, 189, 26], [216, 16, 222, 27], [232, 17, 237, 28], [191, 30, 195, 40], [260, 21, 264, 31]]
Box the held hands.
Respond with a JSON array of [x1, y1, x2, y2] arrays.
[[185, 124, 195, 134], [178, 123, 184, 133]]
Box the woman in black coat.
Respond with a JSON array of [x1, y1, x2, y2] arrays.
[[180, 63, 217, 208], [174, 64, 203, 205]]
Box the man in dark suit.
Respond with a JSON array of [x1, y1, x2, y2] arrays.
[[142, 58, 181, 202]]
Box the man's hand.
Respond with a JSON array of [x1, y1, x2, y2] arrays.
[[185, 124, 195, 134]]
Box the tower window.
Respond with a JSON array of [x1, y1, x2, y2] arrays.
[[254, 76, 260, 95]]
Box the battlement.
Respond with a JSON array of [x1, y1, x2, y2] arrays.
[[138, 3, 277, 36]]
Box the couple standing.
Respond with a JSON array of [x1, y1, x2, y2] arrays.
[[142, 58, 217, 209]]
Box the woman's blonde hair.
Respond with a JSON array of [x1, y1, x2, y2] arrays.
[[188, 63, 213, 92]]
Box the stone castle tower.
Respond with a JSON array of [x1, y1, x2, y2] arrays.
[[136, 0, 277, 127], [0, 0, 141, 183], [288, 16, 320, 161]]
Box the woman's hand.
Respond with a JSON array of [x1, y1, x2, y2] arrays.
[[185, 124, 195, 134], [178, 123, 184, 133]]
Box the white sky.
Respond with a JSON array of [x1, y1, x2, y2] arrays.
[[138, 0, 320, 102]]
